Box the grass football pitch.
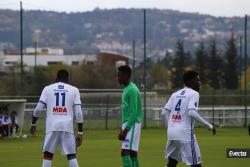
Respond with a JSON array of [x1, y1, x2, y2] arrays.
[[0, 127, 249, 167]]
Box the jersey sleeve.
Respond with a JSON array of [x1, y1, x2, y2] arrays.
[[73, 89, 81, 106], [161, 95, 173, 115], [187, 93, 199, 111], [126, 89, 139, 128], [39, 87, 47, 105]]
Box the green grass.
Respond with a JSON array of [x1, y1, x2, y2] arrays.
[[0, 128, 249, 167]]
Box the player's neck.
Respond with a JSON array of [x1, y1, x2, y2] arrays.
[[123, 81, 131, 87], [56, 80, 68, 84]]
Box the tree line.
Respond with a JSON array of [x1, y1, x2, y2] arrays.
[[0, 32, 249, 96], [159, 32, 249, 92]]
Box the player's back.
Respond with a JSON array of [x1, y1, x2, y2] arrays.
[[40, 82, 81, 134], [166, 87, 199, 142]]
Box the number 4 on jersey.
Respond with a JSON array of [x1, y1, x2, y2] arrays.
[[175, 99, 182, 114]]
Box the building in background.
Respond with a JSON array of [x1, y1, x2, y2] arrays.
[[97, 51, 132, 67]]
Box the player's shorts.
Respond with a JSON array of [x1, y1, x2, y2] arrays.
[[42, 131, 76, 155], [165, 138, 202, 165], [121, 122, 141, 152]]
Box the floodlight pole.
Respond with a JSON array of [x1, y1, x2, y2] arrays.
[[34, 41, 37, 69], [244, 15, 248, 127], [240, 36, 242, 90], [143, 9, 147, 128], [132, 40, 135, 82], [20, 1, 24, 96]]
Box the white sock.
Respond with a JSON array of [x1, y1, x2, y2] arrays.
[[12, 127, 16, 135], [42, 159, 52, 167], [69, 158, 79, 167]]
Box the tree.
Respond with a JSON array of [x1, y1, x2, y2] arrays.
[[160, 50, 173, 69], [171, 40, 187, 89], [149, 62, 170, 89], [195, 41, 208, 84], [207, 38, 223, 89], [224, 32, 239, 89]]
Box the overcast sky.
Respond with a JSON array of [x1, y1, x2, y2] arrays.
[[0, 0, 249, 17]]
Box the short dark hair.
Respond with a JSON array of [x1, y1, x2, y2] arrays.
[[183, 70, 199, 85], [118, 65, 131, 78], [56, 69, 69, 82]]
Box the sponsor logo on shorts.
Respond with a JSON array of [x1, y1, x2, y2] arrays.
[[226, 149, 250, 158]]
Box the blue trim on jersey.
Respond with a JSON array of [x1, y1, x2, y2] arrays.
[[73, 104, 81, 106], [164, 108, 171, 113], [39, 100, 46, 105], [190, 122, 197, 165], [188, 108, 198, 111]]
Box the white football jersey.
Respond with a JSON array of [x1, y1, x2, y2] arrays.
[[39, 82, 81, 133], [163, 87, 199, 141]]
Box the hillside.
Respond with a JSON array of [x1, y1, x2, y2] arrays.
[[0, 8, 246, 57]]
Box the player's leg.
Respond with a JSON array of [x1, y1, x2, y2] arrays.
[[165, 141, 180, 167], [42, 132, 58, 167], [130, 150, 139, 167], [129, 122, 141, 167], [60, 132, 79, 167], [121, 123, 133, 167], [182, 136, 202, 167], [3, 125, 8, 137], [167, 157, 178, 167], [67, 154, 79, 167], [122, 149, 132, 167], [42, 151, 53, 167]]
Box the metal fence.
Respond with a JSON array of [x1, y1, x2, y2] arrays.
[[20, 93, 250, 132]]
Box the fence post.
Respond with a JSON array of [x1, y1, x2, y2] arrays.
[[212, 90, 215, 125], [105, 94, 109, 130]]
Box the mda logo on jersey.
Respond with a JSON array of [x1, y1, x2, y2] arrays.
[[53, 106, 67, 114]]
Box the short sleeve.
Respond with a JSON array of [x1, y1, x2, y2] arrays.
[[162, 95, 174, 114], [188, 93, 199, 111], [73, 89, 81, 106], [39, 87, 47, 105]]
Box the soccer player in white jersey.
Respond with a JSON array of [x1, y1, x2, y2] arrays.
[[161, 70, 216, 167], [30, 69, 83, 167]]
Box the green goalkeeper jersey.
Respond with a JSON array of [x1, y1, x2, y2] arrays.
[[121, 82, 142, 128]]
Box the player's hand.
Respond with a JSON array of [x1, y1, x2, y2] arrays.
[[30, 125, 36, 135], [211, 126, 216, 135], [118, 128, 130, 141], [76, 134, 83, 147]]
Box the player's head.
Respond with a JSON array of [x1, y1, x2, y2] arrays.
[[117, 65, 131, 86], [183, 70, 200, 92], [11, 111, 17, 116], [56, 69, 69, 83]]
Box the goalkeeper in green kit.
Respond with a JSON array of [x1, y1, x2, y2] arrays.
[[117, 65, 142, 167]]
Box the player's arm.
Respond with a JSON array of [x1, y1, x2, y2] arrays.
[[30, 101, 46, 135], [119, 89, 138, 141], [74, 89, 84, 147], [30, 88, 47, 135], [188, 109, 216, 135], [161, 95, 173, 128], [188, 93, 216, 135], [161, 108, 170, 128], [126, 89, 139, 128]]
